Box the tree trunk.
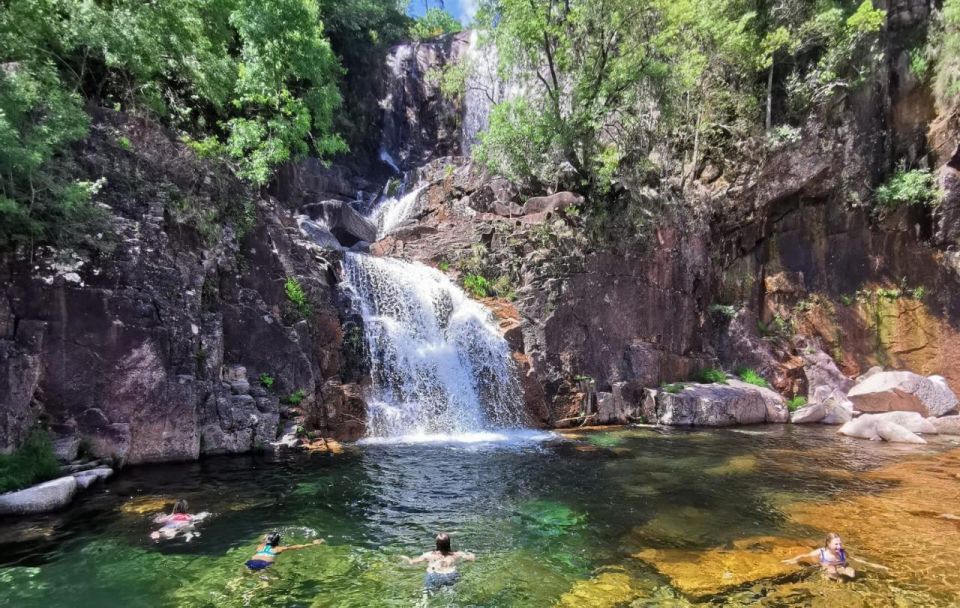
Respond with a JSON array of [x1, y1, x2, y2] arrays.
[[766, 63, 774, 130]]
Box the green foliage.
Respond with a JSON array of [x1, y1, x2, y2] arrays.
[[0, 0, 351, 251], [786, 396, 808, 411], [840, 293, 854, 306], [437, 261, 451, 272], [736, 368, 770, 388], [259, 373, 275, 389], [661, 383, 685, 394], [284, 389, 307, 406], [875, 169, 941, 209], [0, 429, 61, 493], [117, 136, 133, 151], [708, 303, 738, 319], [410, 8, 462, 41], [463, 274, 490, 298], [758, 314, 792, 338], [284, 277, 312, 317], [492, 275, 517, 301], [695, 368, 728, 384], [933, 0, 960, 109]]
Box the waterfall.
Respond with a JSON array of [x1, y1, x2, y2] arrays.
[[368, 186, 424, 238], [342, 252, 526, 439]]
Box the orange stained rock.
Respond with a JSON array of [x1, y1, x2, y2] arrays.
[[783, 448, 960, 601], [555, 569, 639, 607], [632, 536, 812, 597], [120, 496, 172, 515], [303, 438, 344, 454]]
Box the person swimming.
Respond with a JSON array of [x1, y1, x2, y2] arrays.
[[782, 532, 886, 579], [245, 532, 324, 571], [150, 499, 209, 542], [401, 533, 475, 591]]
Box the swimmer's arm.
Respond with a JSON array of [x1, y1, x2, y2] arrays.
[[277, 539, 325, 552], [401, 553, 429, 565], [849, 556, 889, 570], [782, 550, 819, 564], [456, 551, 476, 561]]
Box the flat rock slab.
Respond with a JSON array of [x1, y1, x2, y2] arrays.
[[72, 467, 114, 490], [633, 536, 811, 597], [0, 476, 78, 515], [655, 383, 770, 426]]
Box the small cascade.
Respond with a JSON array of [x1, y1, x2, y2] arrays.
[[367, 186, 424, 238], [342, 252, 525, 439]]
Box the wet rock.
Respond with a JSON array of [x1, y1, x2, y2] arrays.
[[298, 219, 342, 249], [847, 371, 958, 416], [302, 200, 377, 247], [0, 476, 78, 515], [200, 391, 279, 454]]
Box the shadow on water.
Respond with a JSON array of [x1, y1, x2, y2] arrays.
[[0, 425, 957, 606]]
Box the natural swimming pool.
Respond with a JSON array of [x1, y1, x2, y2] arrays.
[[1, 425, 958, 607]]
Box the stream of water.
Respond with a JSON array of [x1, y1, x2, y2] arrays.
[[1, 425, 958, 607]]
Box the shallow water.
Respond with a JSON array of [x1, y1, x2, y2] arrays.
[[1, 425, 958, 607]]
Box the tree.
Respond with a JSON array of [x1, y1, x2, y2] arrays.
[[409, 7, 462, 40]]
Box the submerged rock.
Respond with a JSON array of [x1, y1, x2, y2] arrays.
[[847, 371, 958, 417], [72, 466, 114, 490], [0, 476, 78, 515]]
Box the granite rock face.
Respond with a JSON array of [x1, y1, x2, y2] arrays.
[[0, 112, 354, 463], [847, 371, 958, 417], [654, 384, 772, 427]]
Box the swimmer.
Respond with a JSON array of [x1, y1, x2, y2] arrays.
[[245, 532, 324, 572], [783, 532, 887, 579], [150, 499, 209, 542], [401, 533, 475, 591]]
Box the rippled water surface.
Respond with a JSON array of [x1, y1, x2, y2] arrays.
[[1, 425, 958, 607]]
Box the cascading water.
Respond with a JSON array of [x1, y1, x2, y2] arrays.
[[368, 186, 424, 238], [342, 252, 526, 439]]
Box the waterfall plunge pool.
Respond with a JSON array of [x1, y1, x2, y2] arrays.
[[1, 424, 959, 607]]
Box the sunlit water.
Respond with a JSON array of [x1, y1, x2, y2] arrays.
[[1, 425, 959, 607]]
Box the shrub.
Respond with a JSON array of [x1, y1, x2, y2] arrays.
[[492, 276, 517, 301], [736, 368, 770, 388], [786, 396, 808, 411], [437, 261, 450, 272], [409, 8, 462, 41], [284, 389, 307, 406], [259, 373, 275, 390], [695, 368, 727, 384], [875, 169, 941, 209], [0, 429, 62, 493], [463, 274, 490, 298], [708, 304, 738, 320], [661, 383, 685, 394], [284, 277, 312, 317]]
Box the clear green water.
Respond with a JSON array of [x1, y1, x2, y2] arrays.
[[0, 425, 957, 607]]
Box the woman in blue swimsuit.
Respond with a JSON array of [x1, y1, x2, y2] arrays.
[[783, 532, 886, 579], [245, 532, 324, 571]]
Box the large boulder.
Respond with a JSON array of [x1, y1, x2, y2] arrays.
[[927, 415, 960, 434], [847, 371, 958, 417], [790, 402, 826, 424], [801, 347, 854, 395], [0, 476, 78, 515], [839, 411, 937, 441], [655, 383, 770, 427], [301, 199, 377, 247], [727, 378, 789, 422]]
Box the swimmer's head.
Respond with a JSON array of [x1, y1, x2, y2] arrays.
[[824, 533, 843, 551], [172, 499, 189, 514], [435, 533, 451, 555], [266, 532, 282, 547]]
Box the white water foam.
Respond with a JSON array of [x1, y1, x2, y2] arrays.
[[343, 253, 527, 439], [367, 186, 424, 238], [357, 429, 554, 446]]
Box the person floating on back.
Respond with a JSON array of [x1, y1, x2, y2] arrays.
[[150, 499, 209, 542], [401, 533, 475, 591], [245, 532, 324, 572], [782, 532, 887, 579]]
